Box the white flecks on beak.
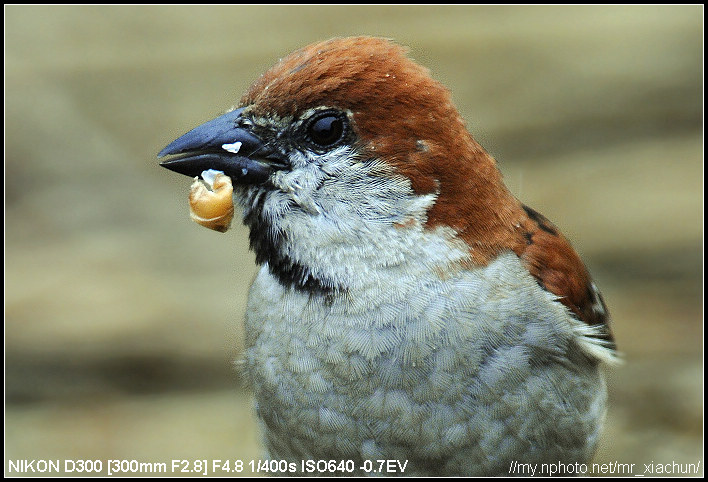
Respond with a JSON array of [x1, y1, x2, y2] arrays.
[[221, 141, 243, 154]]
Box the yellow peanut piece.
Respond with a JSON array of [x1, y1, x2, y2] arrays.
[[188, 171, 234, 233]]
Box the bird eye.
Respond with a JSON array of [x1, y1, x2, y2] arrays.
[[306, 112, 346, 149]]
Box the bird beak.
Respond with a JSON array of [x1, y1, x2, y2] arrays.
[[158, 107, 286, 184]]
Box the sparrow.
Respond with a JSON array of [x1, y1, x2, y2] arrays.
[[158, 36, 618, 476]]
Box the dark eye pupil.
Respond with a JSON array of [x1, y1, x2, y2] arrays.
[[309, 115, 344, 147]]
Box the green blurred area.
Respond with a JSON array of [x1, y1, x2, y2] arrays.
[[5, 5, 702, 477]]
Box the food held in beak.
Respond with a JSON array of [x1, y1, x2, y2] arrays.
[[188, 170, 234, 233]]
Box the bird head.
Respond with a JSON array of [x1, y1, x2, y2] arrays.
[[158, 37, 613, 348], [159, 37, 522, 289]]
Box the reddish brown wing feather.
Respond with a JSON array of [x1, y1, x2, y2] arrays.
[[515, 205, 615, 349]]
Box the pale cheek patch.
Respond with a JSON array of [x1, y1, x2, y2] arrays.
[[188, 170, 234, 233]]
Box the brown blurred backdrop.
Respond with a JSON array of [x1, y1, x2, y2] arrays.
[[5, 5, 702, 477]]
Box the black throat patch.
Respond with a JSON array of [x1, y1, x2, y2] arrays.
[[240, 187, 340, 295]]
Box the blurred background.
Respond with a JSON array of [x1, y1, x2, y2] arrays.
[[5, 5, 702, 476]]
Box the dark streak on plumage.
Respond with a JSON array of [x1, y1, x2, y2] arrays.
[[522, 231, 533, 245], [522, 204, 559, 236], [515, 203, 615, 349]]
